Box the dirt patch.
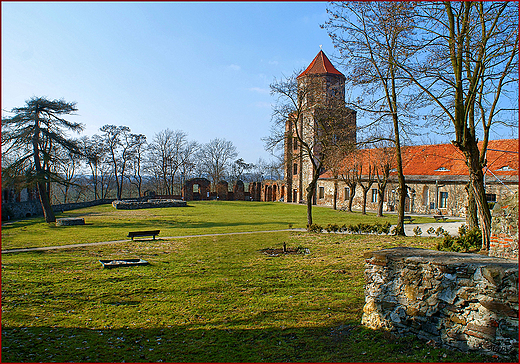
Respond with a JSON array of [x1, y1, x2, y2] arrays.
[[260, 244, 310, 256]]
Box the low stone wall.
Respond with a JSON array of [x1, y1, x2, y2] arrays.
[[2, 199, 114, 221], [56, 217, 85, 226], [362, 247, 518, 359], [112, 199, 187, 210], [490, 193, 518, 260]]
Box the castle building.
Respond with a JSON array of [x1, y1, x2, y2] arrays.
[[284, 50, 357, 203], [283, 50, 518, 217]]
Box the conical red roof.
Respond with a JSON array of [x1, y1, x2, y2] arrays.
[[297, 50, 345, 79]]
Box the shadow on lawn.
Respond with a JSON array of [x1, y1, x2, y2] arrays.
[[0, 323, 497, 363]]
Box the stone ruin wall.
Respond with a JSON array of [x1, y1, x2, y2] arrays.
[[362, 247, 518, 359], [490, 193, 518, 260]]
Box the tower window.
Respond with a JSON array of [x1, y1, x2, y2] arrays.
[[293, 163, 298, 175]]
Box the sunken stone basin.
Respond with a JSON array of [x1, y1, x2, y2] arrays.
[[56, 217, 85, 226], [112, 199, 187, 210]]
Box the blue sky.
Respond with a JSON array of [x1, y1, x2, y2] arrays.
[[2, 1, 338, 163], [2, 2, 517, 165]]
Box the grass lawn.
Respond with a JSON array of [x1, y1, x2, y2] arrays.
[[1, 200, 436, 250], [1, 202, 494, 362]]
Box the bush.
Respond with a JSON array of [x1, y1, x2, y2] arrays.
[[435, 227, 446, 236], [325, 223, 340, 233], [426, 227, 436, 235], [413, 226, 423, 236], [310, 222, 391, 235], [308, 223, 323, 233], [436, 225, 482, 252]]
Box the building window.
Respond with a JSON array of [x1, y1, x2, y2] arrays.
[[439, 191, 448, 208], [344, 187, 350, 200], [293, 139, 298, 150], [371, 189, 378, 203], [293, 163, 298, 175], [318, 186, 324, 199], [423, 186, 429, 206], [485, 194, 497, 202]]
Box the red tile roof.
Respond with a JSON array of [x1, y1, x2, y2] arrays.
[[297, 50, 345, 79], [321, 139, 519, 182]]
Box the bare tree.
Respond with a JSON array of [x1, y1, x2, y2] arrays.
[[52, 142, 82, 204], [374, 146, 394, 217], [126, 134, 147, 197], [267, 70, 354, 229], [230, 158, 254, 182], [100, 125, 143, 200], [197, 138, 238, 189], [178, 140, 199, 189], [79, 135, 107, 200], [337, 150, 359, 213], [324, 1, 420, 235], [394, 2, 518, 251], [356, 160, 376, 215]]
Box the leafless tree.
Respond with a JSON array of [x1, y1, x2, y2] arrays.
[[52, 142, 82, 204], [126, 134, 147, 197], [357, 160, 376, 215], [373, 145, 394, 217], [267, 71, 353, 229], [324, 1, 420, 235], [394, 2, 518, 251], [79, 135, 107, 200], [197, 138, 238, 189], [100, 125, 142, 200]]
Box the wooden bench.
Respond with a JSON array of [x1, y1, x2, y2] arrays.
[[403, 216, 415, 223], [433, 215, 448, 222], [127, 230, 160, 240]]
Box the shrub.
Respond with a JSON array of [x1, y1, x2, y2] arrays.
[[435, 227, 446, 236], [325, 223, 340, 233], [436, 225, 482, 252], [426, 227, 436, 235], [413, 226, 423, 236], [308, 223, 323, 233]]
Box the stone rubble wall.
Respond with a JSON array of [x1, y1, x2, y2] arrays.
[[112, 199, 187, 210], [362, 247, 518, 359], [490, 193, 518, 260]]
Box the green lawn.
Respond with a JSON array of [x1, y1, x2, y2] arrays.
[[1, 202, 494, 362], [1, 200, 434, 250]]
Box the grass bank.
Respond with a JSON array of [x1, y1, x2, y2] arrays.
[[2, 227, 493, 362]]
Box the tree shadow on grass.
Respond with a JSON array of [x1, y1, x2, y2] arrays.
[[1, 323, 498, 363]]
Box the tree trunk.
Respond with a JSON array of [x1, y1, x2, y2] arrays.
[[348, 183, 356, 212], [32, 114, 56, 223], [393, 121, 406, 236], [377, 186, 385, 217], [465, 182, 479, 230], [361, 188, 369, 215], [333, 179, 338, 210], [463, 146, 491, 252], [306, 167, 321, 230]]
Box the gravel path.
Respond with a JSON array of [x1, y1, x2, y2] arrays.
[[2, 220, 466, 254]]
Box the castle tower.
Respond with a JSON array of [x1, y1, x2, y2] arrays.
[[284, 50, 356, 203]]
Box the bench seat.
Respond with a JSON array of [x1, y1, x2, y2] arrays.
[[127, 230, 160, 240]]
